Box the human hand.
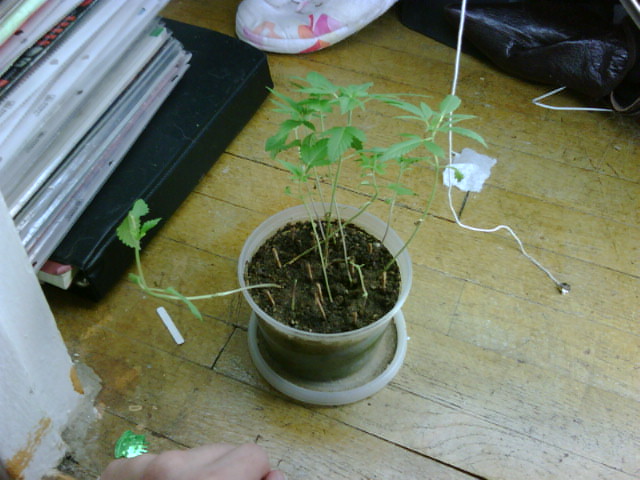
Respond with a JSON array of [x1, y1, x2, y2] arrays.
[[100, 443, 286, 480]]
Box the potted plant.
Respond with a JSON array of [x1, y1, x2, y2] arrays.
[[236, 72, 485, 405], [117, 72, 483, 405]]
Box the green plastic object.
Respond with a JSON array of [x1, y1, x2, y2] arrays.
[[114, 430, 149, 458]]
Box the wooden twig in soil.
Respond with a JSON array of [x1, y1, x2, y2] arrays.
[[305, 261, 314, 281], [315, 282, 325, 303], [314, 289, 327, 320], [272, 247, 282, 269], [291, 279, 297, 311], [265, 290, 276, 308]]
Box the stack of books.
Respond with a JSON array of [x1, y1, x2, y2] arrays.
[[0, 0, 189, 273]]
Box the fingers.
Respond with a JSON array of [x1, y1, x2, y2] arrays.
[[100, 442, 283, 480], [100, 454, 159, 480], [264, 469, 288, 480], [187, 443, 272, 479]]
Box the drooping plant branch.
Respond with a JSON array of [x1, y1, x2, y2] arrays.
[[117, 199, 278, 321]]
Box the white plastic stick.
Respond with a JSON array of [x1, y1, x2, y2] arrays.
[[156, 307, 185, 345]]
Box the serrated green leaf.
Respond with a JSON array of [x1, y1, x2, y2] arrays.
[[140, 218, 161, 237], [300, 137, 330, 167], [326, 126, 365, 162], [117, 200, 149, 249], [130, 199, 149, 218], [265, 121, 304, 156], [116, 218, 139, 249], [380, 137, 425, 162]]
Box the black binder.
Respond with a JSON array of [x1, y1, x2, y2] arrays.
[[50, 19, 273, 300]]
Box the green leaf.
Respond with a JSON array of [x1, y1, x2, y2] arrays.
[[448, 113, 477, 124], [326, 126, 365, 162], [357, 151, 387, 175], [420, 102, 434, 119], [395, 155, 421, 168], [394, 114, 425, 122], [268, 89, 302, 116], [166, 287, 203, 321], [422, 140, 445, 159], [300, 136, 330, 167], [390, 100, 435, 124], [448, 126, 487, 147], [386, 183, 416, 196], [131, 198, 149, 218], [278, 160, 308, 182], [117, 199, 152, 249], [336, 82, 373, 113], [391, 101, 423, 117], [116, 216, 139, 249], [380, 136, 425, 162], [265, 119, 306, 157], [300, 96, 333, 115], [293, 72, 338, 95], [140, 218, 161, 237], [439, 95, 461, 115]]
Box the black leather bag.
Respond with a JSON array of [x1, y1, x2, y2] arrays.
[[442, 1, 639, 113]]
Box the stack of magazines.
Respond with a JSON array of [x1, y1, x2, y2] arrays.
[[0, 0, 190, 272]]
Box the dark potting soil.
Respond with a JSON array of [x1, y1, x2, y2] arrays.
[[245, 220, 401, 334]]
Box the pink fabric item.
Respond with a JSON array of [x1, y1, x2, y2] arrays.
[[236, 0, 398, 54], [299, 14, 342, 38]]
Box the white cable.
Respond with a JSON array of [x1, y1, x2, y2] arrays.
[[446, 0, 570, 294], [532, 86, 613, 112]]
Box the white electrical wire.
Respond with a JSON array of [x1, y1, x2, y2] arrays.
[[447, 0, 570, 294], [532, 86, 613, 112]]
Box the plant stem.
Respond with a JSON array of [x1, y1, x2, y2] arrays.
[[303, 201, 334, 303], [350, 260, 368, 298], [385, 159, 441, 271]]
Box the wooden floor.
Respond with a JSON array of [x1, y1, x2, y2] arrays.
[[48, 1, 639, 479]]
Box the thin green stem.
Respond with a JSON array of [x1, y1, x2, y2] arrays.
[[382, 163, 406, 243], [385, 159, 441, 271], [303, 201, 334, 303], [350, 260, 368, 298]]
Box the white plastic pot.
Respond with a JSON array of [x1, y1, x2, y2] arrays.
[[238, 203, 412, 405]]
